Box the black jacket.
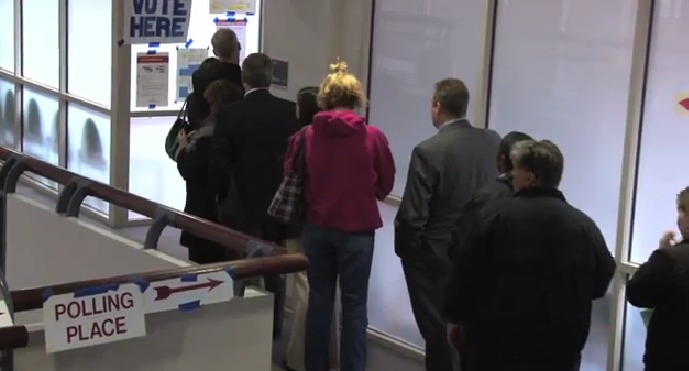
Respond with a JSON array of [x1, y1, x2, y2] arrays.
[[176, 126, 226, 263], [187, 62, 243, 130], [445, 186, 616, 370], [450, 173, 513, 262], [210, 89, 298, 243], [627, 241, 689, 371]]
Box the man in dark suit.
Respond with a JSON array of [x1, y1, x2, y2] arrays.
[[211, 52, 298, 338], [449, 131, 532, 262], [445, 140, 615, 371], [395, 78, 501, 371]]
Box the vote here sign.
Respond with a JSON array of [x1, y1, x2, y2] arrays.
[[42, 283, 146, 353], [124, 0, 192, 44]]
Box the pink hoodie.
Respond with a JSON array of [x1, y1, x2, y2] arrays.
[[284, 110, 395, 232]]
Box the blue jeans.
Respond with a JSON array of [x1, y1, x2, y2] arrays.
[[302, 222, 375, 371]]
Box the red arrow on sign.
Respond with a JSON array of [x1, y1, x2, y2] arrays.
[[680, 98, 689, 111], [154, 279, 223, 301]]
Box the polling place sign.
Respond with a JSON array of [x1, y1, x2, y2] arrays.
[[42, 283, 146, 353], [124, 0, 193, 44]]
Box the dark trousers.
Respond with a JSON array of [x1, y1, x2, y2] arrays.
[[402, 259, 456, 371], [302, 223, 375, 371], [460, 346, 581, 371]]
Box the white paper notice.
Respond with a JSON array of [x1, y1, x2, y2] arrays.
[[143, 271, 234, 314], [176, 49, 209, 102], [216, 19, 247, 62], [135, 52, 170, 108], [42, 283, 146, 353], [210, 0, 257, 14]]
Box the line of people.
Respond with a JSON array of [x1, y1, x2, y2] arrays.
[[166, 28, 686, 371]]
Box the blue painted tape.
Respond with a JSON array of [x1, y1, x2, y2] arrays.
[[148, 104, 156, 109], [213, 17, 219, 23], [180, 273, 198, 282], [185, 39, 193, 48], [148, 42, 160, 48], [130, 277, 150, 293], [73, 283, 120, 298], [146, 50, 157, 55], [42, 287, 55, 302], [226, 268, 236, 279], [178, 300, 201, 312], [226, 11, 235, 16], [247, 12, 254, 16]]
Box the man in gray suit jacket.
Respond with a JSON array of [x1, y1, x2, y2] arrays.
[[395, 78, 500, 371]]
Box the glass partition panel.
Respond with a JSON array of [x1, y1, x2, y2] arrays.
[[129, 116, 185, 219], [623, 299, 646, 371], [22, 87, 59, 189], [129, 0, 262, 111], [0, 0, 14, 72], [0, 78, 15, 148], [488, 0, 638, 369], [67, 0, 112, 107], [22, 0, 59, 87], [630, 0, 689, 263], [67, 103, 111, 215]]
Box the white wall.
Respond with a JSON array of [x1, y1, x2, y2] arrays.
[[15, 292, 274, 371], [5, 194, 189, 290], [262, 0, 373, 100]]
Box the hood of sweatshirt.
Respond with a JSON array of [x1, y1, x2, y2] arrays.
[[311, 110, 366, 138]]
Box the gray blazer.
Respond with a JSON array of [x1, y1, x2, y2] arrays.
[[394, 119, 500, 268]]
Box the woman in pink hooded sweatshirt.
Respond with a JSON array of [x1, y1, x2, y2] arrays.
[[283, 61, 395, 371]]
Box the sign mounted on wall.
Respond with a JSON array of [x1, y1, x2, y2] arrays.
[[143, 271, 234, 314], [210, 0, 257, 15], [42, 283, 146, 353], [124, 0, 193, 44], [677, 91, 689, 117]]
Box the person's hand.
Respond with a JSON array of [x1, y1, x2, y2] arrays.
[[177, 129, 189, 148], [447, 323, 463, 350], [659, 230, 677, 249]]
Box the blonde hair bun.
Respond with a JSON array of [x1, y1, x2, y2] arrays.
[[330, 61, 349, 74]]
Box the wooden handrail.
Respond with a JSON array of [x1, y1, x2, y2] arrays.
[[11, 253, 307, 313], [0, 325, 29, 351], [0, 147, 288, 255]]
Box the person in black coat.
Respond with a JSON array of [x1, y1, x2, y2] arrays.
[[176, 80, 244, 264], [627, 186, 689, 371], [445, 139, 616, 371], [210, 53, 299, 339]]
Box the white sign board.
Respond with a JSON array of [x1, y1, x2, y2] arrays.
[[210, 0, 256, 14], [135, 52, 170, 108], [216, 19, 247, 62], [124, 0, 193, 44], [176, 48, 209, 101], [143, 271, 234, 314], [42, 283, 146, 353], [0, 300, 14, 328]]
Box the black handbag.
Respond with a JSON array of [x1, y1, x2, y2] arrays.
[[165, 98, 190, 160]]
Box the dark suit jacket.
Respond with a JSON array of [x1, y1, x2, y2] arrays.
[[394, 119, 500, 270], [210, 89, 298, 242]]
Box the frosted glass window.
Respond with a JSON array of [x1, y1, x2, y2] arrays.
[[623, 295, 646, 370], [368, 0, 488, 196], [488, 0, 637, 369], [0, 0, 13, 72], [631, 0, 689, 263], [130, 0, 262, 111], [129, 116, 186, 220], [22, 88, 59, 190], [22, 0, 59, 87], [67, 104, 111, 215], [67, 0, 112, 107], [0, 79, 15, 148]]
